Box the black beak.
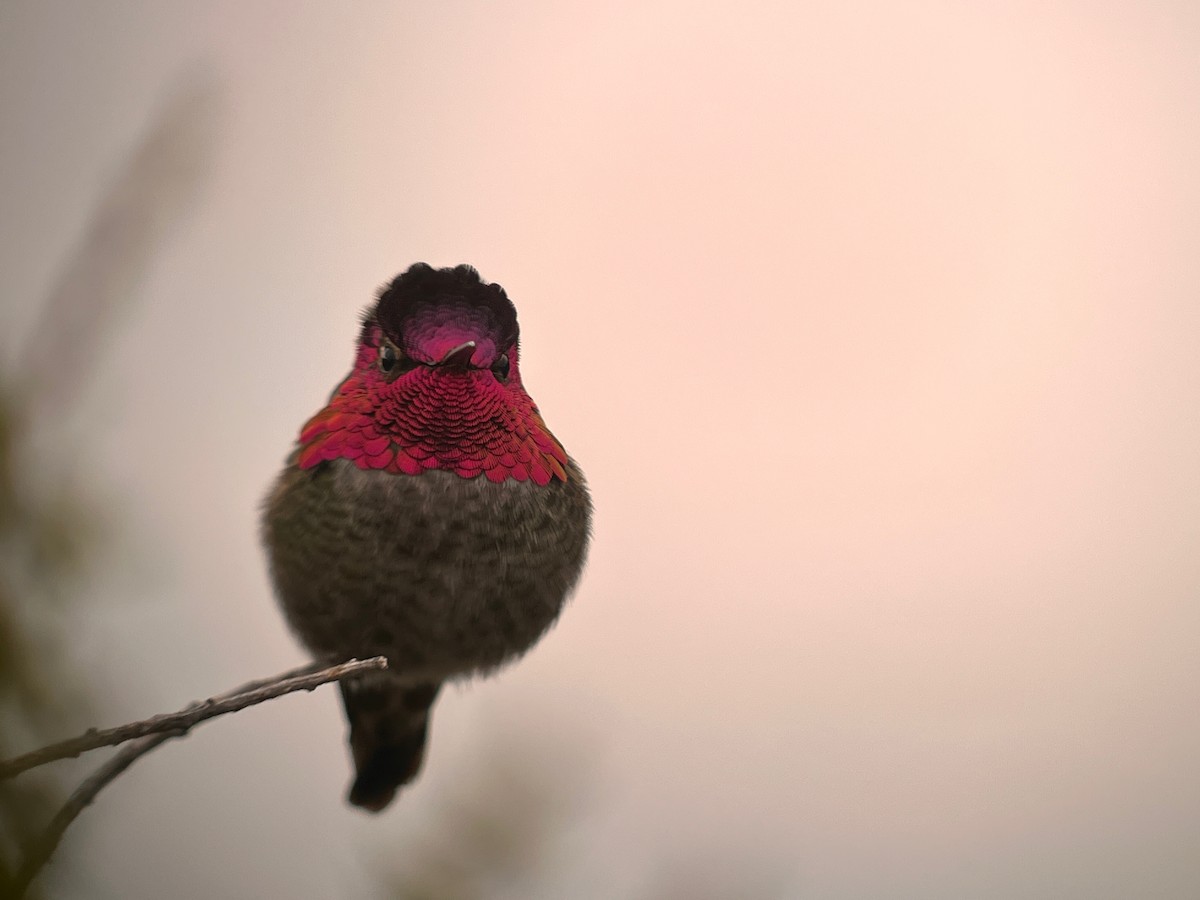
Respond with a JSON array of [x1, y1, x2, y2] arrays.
[[438, 341, 477, 371]]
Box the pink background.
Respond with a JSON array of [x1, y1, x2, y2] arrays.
[[3, 2, 1198, 897]]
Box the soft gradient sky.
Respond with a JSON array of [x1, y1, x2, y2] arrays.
[[3, 2, 1199, 898]]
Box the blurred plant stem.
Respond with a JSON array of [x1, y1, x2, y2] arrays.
[[0, 78, 216, 899]]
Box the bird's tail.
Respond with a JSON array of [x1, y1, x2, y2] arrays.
[[338, 675, 441, 812]]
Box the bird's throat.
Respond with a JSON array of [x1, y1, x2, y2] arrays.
[[294, 371, 569, 485]]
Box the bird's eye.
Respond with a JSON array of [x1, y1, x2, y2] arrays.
[[492, 353, 510, 382], [378, 344, 399, 373]]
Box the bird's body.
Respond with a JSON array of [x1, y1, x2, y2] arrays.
[[261, 264, 590, 811], [265, 460, 590, 682]]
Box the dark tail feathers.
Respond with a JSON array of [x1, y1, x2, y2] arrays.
[[339, 677, 441, 812]]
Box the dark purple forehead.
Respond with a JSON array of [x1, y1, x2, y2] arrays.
[[373, 264, 518, 363]]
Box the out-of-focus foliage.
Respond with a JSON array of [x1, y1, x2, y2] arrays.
[[0, 80, 215, 899], [0, 391, 95, 900]]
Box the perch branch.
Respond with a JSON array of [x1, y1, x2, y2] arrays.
[[9, 733, 174, 898], [0, 656, 387, 780], [5, 656, 387, 899]]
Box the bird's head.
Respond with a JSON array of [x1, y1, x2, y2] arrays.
[[362, 262, 522, 392], [295, 264, 569, 484]]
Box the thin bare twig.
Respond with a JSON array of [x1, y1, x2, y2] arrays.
[[4, 656, 387, 899], [8, 733, 173, 898], [0, 656, 387, 781]]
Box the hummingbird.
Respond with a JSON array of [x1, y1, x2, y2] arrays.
[[261, 263, 591, 811]]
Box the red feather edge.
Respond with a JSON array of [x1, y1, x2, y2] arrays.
[[295, 386, 570, 486]]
